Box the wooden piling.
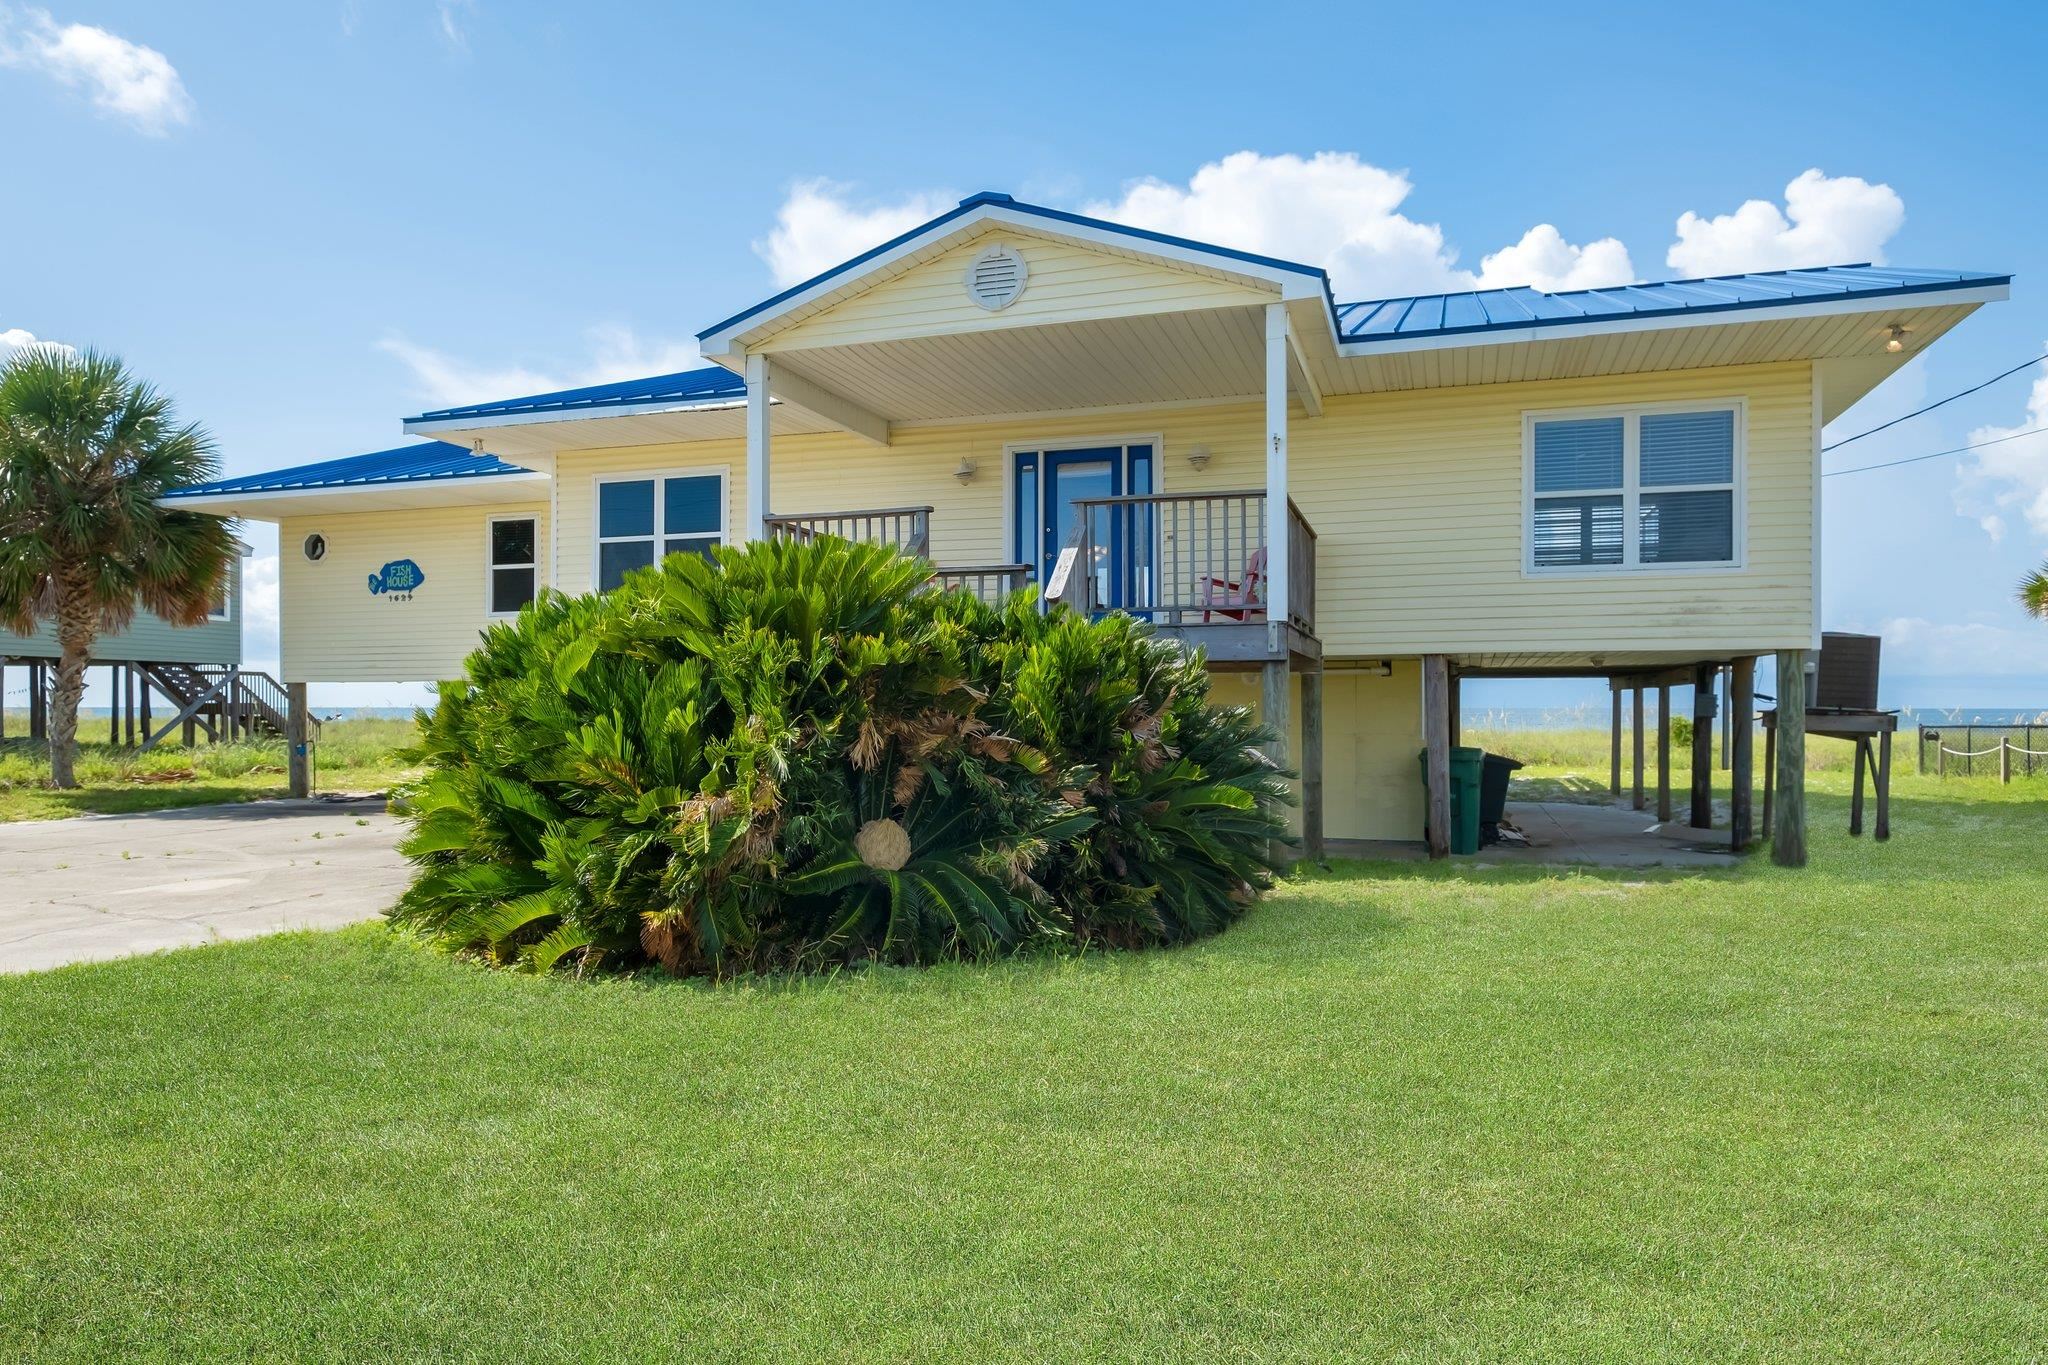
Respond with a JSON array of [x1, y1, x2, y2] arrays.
[[1730, 656, 1755, 851], [1423, 655, 1451, 860], [1689, 665, 1714, 828], [1771, 650, 1808, 867], [1656, 683, 1673, 822]]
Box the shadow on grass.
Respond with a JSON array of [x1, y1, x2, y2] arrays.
[[376, 885, 1411, 1001], [4, 784, 285, 819]]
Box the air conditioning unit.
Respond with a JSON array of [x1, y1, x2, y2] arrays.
[[1814, 632, 1880, 712]]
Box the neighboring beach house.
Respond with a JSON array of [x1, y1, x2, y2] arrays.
[[0, 542, 279, 745], [163, 192, 2009, 852]]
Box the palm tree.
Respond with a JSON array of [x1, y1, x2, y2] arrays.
[[2021, 565, 2048, 622], [0, 348, 233, 787]]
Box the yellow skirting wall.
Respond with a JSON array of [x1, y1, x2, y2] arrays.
[[1208, 659, 1425, 845]]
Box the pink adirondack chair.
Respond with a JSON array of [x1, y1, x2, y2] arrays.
[[1202, 546, 1267, 622]]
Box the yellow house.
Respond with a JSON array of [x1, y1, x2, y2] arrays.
[[165, 192, 2009, 859]]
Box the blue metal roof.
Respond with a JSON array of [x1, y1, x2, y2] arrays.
[[407, 366, 746, 424], [1335, 265, 2009, 345], [389, 223, 2008, 432], [166, 441, 531, 498]]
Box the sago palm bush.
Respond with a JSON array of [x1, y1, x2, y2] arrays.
[[980, 600, 1293, 948], [390, 535, 1290, 977]]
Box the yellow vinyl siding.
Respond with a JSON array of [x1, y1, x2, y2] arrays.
[[550, 411, 1274, 596], [764, 233, 1278, 354], [552, 361, 1814, 659], [277, 503, 547, 683], [1293, 361, 1815, 656]]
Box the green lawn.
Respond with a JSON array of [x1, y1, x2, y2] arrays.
[[4, 774, 2047, 1360], [0, 717, 417, 821]]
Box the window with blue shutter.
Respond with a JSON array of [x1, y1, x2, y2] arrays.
[[1528, 407, 1738, 571]]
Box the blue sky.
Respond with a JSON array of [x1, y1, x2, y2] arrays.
[[4, 1, 2047, 710]]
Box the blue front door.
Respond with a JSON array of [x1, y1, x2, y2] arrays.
[[1042, 446, 1121, 606], [1014, 443, 1154, 609]]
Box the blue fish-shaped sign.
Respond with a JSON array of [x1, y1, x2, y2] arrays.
[[368, 558, 425, 596]]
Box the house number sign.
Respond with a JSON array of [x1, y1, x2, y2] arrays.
[[368, 558, 426, 601]]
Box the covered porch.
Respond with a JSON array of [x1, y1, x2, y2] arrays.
[[717, 255, 1334, 855]]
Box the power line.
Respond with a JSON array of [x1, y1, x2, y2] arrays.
[[1822, 423, 2048, 478], [1822, 351, 2048, 452]]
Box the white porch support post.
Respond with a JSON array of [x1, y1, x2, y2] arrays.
[[1263, 303, 1290, 631], [744, 352, 772, 541]]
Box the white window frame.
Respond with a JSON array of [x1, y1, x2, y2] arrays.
[[1522, 398, 1746, 578], [207, 577, 232, 622], [485, 514, 541, 618], [591, 465, 729, 593]]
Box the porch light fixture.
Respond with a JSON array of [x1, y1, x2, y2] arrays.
[[1885, 325, 1909, 353], [1186, 445, 1212, 471], [954, 457, 977, 485]]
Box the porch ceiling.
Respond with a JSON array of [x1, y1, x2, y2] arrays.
[[770, 302, 1288, 425]]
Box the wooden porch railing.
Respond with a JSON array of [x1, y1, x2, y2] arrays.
[[763, 506, 931, 557], [933, 563, 1034, 604], [1046, 490, 1316, 635]]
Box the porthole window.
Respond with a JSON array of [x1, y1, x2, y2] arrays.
[[303, 533, 327, 562]]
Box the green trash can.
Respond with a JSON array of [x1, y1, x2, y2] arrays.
[[1418, 746, 1485, 854]]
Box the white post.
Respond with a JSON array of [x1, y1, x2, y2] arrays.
[[744, 352, 772, 540], [1263, 302, 1290, 628]]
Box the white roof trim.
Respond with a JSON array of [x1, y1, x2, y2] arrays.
[[404, 397, 754, 437], [698, 201, 1327, 359], [162, 470, 549, 513]]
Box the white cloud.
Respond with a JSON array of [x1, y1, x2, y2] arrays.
[[240, 552, 280, 666], [761, 153, 1636, 302], [1082, 151, 1636, 298], [436, 0, 474, 51], [1667, 169, 1904, 277], [380, 324, 703, 408], [1473, 224, 1638, 294], [754, 179, 952, 289], [0, 326, 76, 360], [1953, 351, 2048, 540], [0, 7, 192, 134], [1872, 615, 2048, 677]]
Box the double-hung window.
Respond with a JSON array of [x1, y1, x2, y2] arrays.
[[489, 516, 539, 615], [596, 471, 725, 592], [208, 577, 232, 621], [1527, 405, 1740, 572]]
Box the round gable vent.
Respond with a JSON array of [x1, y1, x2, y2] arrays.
[[964, 244, 1029, 311]]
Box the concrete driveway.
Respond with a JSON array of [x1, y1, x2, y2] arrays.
[[0, 796, 410, 973]]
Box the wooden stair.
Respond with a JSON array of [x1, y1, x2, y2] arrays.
[[136, 664, 310, 746]]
